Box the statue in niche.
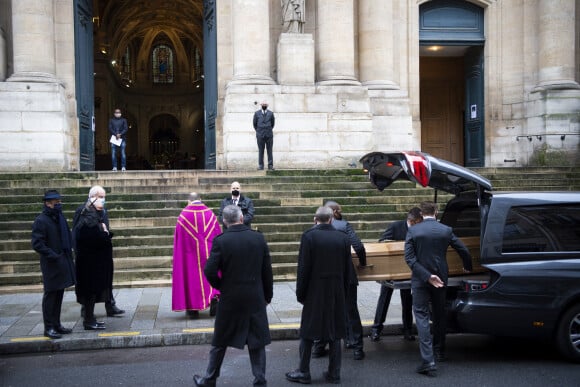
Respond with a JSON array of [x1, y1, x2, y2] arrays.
[[281, 0, 305, 33]]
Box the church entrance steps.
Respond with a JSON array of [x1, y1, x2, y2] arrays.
[[0, 167, 579, 293]]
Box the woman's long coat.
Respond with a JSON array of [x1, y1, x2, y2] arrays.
[[204, 224, 273, 350], [296, 223, 351, 341], [73, 206, 113, 304]]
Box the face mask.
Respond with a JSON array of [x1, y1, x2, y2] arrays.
[[114, 113, 121, 118], [261, 105, 267, 111], [231, 190, 240, 197], [99, 198, 106, 206], [53, 203, 62, 211]]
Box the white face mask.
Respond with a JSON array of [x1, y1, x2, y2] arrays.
[[114, 113, 121, 118]]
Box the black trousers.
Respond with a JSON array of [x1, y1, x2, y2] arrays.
[[203, 345, 267, 385], [300, 338, 341, 378], [412, 285, 447, 364], [42, 289, 64, 330], [256, 135, 273, 169], [371, 286, 413, 333], [345, 284, 364, 350]]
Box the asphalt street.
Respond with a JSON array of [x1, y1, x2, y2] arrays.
[[1, 334, 579, 387]]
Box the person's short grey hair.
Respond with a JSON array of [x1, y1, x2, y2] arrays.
[[188, 192, 200, 202], [314, 206, 333, 223], [88, 185, 105, 199], [222, 204, 243, 226]]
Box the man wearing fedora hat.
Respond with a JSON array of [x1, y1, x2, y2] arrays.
[[252, 100, 276, 171], [32, 189, 76, 339]]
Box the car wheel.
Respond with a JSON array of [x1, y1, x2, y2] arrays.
[[556, 304, 580, 363]]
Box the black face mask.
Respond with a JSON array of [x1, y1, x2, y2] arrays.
[[261, 105, 267, 111], [231, 190, 240, 197]]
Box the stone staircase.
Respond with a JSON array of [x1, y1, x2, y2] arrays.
[[1, 167, 579, 294]]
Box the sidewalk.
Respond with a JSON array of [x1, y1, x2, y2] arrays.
[[0, 281, 407, 355]]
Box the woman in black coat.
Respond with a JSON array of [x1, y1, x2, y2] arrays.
[[73, 186, 113, 330]]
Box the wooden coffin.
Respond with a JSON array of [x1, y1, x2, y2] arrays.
[[352, 236, 484, 281]]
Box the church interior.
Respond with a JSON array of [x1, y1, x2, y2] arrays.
[[92, 0, 205, 170]]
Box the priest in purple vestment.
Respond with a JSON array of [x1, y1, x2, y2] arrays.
[[172, 192, 222, 317]]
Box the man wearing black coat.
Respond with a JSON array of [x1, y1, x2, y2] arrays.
[[370, 207, 422, 342], [405, 202, 472, 376], [194, 205, 273, 387], [218, 181, 255, 228], [31, 190, 76, 339], [286, 206, 351, 385]]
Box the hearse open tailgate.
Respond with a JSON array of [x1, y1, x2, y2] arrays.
[[352, 236, 485, 281]]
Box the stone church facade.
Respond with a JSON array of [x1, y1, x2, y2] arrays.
[[0, 0, 578, 172]]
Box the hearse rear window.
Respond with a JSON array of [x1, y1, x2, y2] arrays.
[[502, 204, 580, 253]]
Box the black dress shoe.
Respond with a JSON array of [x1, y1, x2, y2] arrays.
[[56, 326, 72, 334], [353, 349, 365, 360], [44, 328, 62, 339], [323, 371, 340, 384], [186, 310, 199, 319], [193, 375, 216, 387], [285, 370, 311, 384], [84, 322, 106, 330], [106, 305, 125, 317], [416, 362, 437, 376], [369, 331, 381, 342]]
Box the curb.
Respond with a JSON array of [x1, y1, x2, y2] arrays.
[[0, 324, 404, 355]]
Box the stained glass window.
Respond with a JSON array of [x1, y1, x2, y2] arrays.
[[152, 45, 174, 84], [121, 46, 131, 81]]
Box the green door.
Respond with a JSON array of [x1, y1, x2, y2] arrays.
[[74, 0, 94, 171], [464, 46, 484, 167], [203, 0, 217, 169]]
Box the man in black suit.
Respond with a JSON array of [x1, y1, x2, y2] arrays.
[[404, 202, 472, 376], [370, 207, 422, 342], [253, 100, 275, 170], [286, 206, 351, 385], [194, 205, 273, 387]]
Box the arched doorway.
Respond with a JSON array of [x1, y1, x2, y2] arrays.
[[77, 0, 215, 170], [419, 0, 485, 167]]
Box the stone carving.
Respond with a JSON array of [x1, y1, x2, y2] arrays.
[[281, 0, 305, 33]]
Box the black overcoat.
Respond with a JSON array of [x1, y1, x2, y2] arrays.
[[204, 224, 273, 350], [31, 208, 75, 292], [73, 206, 113, 304], [296, 223, 351, 341]]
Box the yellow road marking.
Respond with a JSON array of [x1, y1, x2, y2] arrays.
[[98, 331, 141, 337], [183, 328, 214, 333], [10, 337, 51, 342]]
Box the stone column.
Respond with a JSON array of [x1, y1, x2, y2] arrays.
[[317, 0, 359, 85], [0, 27, 6, 81], [8, 0, 57, 82], [535, 0, 579, 90], [358, 0, 398, 89], [230, 0, 274, 85]]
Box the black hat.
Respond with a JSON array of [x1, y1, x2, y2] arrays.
[[42, 189, 61, 201]]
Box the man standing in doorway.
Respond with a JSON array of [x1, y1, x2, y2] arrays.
[[404, 201, 472, 377], [253, 100, 275, 170], [109, 108, 128, 171]]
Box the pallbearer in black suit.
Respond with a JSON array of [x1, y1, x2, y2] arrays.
[[370, 207, 422, 342], [404, 202, 472, 376], [194, 205, 273, 387]]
